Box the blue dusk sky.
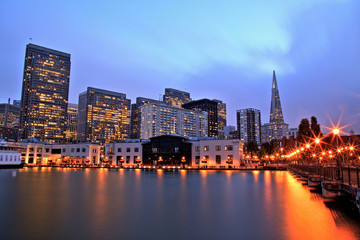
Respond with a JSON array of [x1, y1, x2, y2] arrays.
[[1, 0, 359, 133]]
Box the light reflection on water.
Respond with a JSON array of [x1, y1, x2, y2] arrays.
[[0, 168, 360, 240]]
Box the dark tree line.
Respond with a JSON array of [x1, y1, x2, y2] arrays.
[[297, 116, 321, 143]]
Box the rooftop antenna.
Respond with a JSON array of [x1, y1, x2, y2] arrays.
[[159, 94, 162, 101]]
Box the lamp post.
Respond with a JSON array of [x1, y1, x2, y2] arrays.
[[332, 128, 341, 166]]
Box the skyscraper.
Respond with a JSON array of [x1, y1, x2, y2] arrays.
[[130, 97, 166, 139], [19, 44, 70, 143], [163, 88, 191, 107], [261, 71, 289, 143], [140, 103, 208, 139], [66, 103, 78, 142], [212, 99, 227, 132], [237, 108, 261, 145], [0, 101, 20, 141], [77, 87, 131, 144], [0, 102, 20, 128], [182, 99, 218, 137]]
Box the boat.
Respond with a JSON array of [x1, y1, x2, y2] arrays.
[[0, 139, 23, 169]]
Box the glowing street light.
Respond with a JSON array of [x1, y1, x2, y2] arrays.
[[315, 138, 320, 144], [333, 128, 340, 135]]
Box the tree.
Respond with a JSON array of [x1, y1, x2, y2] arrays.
[[297, 118, 311, 144], [310, 116, 321, 137], [244, 141, 258, 157], [259, 141, 274, 159]]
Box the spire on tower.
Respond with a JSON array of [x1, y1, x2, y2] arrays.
[[269, 70, 284, 124]]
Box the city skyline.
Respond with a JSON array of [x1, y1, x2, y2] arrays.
[[1, 1, 359, 133]]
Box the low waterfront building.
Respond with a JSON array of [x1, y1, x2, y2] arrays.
[[0, 139, 21, 168], [190, 138, 243, 168], [51, 143, 101, 166], [17, 139, 101, 166], [105, 135, 244, 168], [106, 140, 143, 167]]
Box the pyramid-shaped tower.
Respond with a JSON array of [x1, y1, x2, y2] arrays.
[[260, 70, 289, 144], [270, 70, 284, 124]]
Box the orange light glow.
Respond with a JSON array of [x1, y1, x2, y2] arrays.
[[333, 128, 340, 135]]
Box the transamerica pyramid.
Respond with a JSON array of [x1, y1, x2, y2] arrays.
[[269, 70, 284, 125], [260, 70, 289, 144]]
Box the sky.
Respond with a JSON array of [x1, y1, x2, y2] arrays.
[[0, 0, 359, 134]]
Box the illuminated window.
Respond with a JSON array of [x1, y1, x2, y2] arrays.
[[215, 146, 221, 151], [225, 145, 233, 151], [204, 146, 209, 151]]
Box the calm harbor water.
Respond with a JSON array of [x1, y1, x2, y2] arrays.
[[1, 168, 360, 240]]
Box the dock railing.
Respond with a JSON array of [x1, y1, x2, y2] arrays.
[[341, 166, 360, 188]]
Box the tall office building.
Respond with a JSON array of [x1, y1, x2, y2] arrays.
[[212, 99, 227, 132], [0, 101, 20, 141], [261, 71, 289, 143], [13, 100, 21, 108], [77, 87, 131, 144], [163, 88, 191, 107], [130, 97, 166, 139], [183, 99, 218, 137], [66, 103, 78, 142], [0, 102, 20, 128], [237, 108, 261, 145], [140, 103, 208, 139], [19, 44, 70, 143]]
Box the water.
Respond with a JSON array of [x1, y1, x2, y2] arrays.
[[1, 168, 360, 240]]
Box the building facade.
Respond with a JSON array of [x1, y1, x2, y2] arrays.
[[104, 135, 244, 168], [0, 102, 20, 128], [289, 128, 299, 139], [17, 140, 101, 166], [130, 97, 166, 139], [183, 99, 218, 137], [190, 138, 243, 168], [77, 87, 131, 144], [237, 108, 261, 145], [163, 88, 191, 107], [19, 43, 71, 143], [224, 126, 237, 139], [261, 71, 289, 143], [66, 103, 78, 142], [140, 103, 208, 139], [213, 99, 227, 131], [106, 140, 144, 167]]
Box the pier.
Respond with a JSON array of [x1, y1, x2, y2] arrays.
[[288, 164, 360, 214]]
